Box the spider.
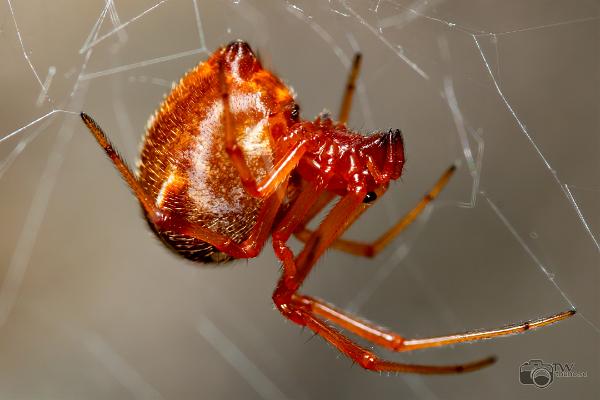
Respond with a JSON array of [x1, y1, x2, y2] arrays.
[[81, 40, 575, 374]]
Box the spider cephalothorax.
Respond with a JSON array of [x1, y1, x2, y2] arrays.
[[293, 116, 405, 201]]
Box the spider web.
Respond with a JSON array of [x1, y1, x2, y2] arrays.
[[0, 1, 598, 399]]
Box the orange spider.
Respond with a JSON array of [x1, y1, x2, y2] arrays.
[[81, 40, 574, 374]]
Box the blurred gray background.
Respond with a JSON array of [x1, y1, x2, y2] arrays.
[[0, 1, 598, 399]]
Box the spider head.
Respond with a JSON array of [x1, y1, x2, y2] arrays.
[[306, 123, 405, 203]]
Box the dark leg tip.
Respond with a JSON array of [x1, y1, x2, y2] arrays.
[[477, 355, 497, 369], [475, 355, 497, 367], [80, 112, 92, 124], [453, 355, 496, 374], [80, 112, 98, 129]]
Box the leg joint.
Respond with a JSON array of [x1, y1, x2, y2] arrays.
[[358, 353, 378, 370]]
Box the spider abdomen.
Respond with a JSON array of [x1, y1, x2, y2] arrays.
[[137, 41, 297, 263]]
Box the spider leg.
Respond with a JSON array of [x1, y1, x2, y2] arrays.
[[272, 181, 325, 279], [272, 188, 494, 373], [219, 61, 308, 199], [80, 113, 156, 216], [81, 112, 286, 260], [289, 306, 496, 374], [162, 182, 288, 259], [297, 190, 337, 228], [294, 165, 456, 257], [338, 53, 362, 125], [294, 295, 576, 352]]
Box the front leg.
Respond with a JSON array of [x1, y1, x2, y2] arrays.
[[294, 165, 457, 257]]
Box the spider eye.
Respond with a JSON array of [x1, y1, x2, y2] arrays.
[[363, 192, 377, 203], [291, 104, 300, 121]]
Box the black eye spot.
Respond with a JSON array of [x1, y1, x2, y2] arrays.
[[363, 192, 377, 203], [291, 104, 300, 121]]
